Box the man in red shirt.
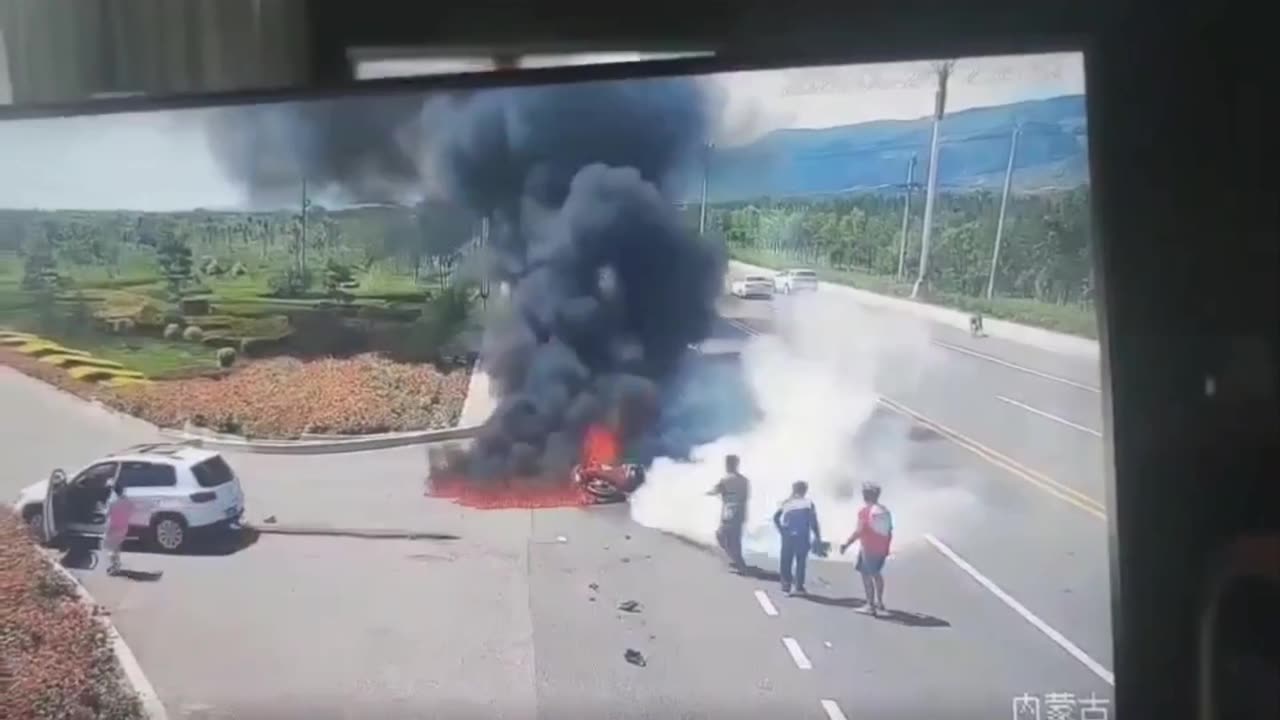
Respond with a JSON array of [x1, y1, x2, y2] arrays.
[[840, 482, 893, 616]]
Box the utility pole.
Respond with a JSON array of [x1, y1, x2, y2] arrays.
[[478, 215, 491, 309], [986, 123, 1021, 300], [698, 141, 713, 236], [896, 155, 918, 279], [299, 177, 309, 276], [912, 60, 953, 300]]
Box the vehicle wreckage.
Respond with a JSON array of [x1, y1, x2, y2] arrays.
[[572, 422, 646, 504]]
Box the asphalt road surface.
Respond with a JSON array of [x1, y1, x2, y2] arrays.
[[2, 265, 1116, 720]]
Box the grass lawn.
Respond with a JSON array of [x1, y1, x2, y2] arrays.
[[731, 246, 1099, 339], [83, 336, 221, 378]]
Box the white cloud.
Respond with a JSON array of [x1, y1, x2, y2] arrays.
[[0, 52, 1084, 210]]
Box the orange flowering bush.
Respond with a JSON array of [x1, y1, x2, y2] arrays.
[[1, 348, 471, 438], [0, 508, 143, 720], [109, 354, 471, 437]]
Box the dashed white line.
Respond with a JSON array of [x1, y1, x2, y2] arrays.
[[782, 636, 813, 670], [995, 395, 1103, 437], [924, 533, 1115, 685], [820, 699, 850, 720], [932, 340, 1101, 393], [754, 589, 779, 616]]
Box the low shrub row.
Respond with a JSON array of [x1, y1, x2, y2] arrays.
[[1, 331, 148, 385]]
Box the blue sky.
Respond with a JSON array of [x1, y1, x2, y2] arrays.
[[0, 52, 1084, 211]]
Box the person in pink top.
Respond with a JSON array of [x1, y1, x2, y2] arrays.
[[840, 482, 893, 616], [102, 481, 134, 576]]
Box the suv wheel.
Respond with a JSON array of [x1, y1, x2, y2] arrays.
[[151, 514, 188, 553]]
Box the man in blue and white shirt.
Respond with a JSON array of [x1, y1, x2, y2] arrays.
[[773, 481, 824, 596]]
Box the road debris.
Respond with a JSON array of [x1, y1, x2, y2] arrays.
[[824, 641, 833, 648], [624, 649, 647, 667], [618, 600, 642, 613], [263, 515, 278, 524], [588, 582, 599, 591], [556, 535, 568, 543]]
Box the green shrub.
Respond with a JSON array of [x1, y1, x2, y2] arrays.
[[182, 325, 204, 342], [267, 268, 314, 298], [323, 259, 357, 303], [385, 287, 473, 362], [216, 347, 237, 368], [163, 323, 183, 340], [130, 300, 166, 331]]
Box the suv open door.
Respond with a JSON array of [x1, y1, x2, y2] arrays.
[[40, 468, 69, 545]]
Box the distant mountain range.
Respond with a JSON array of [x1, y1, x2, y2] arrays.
[[681, 94, 1089, 203]]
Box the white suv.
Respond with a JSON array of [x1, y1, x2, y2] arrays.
[[773, 268, 820, 294], [14, 443, 247, 553]]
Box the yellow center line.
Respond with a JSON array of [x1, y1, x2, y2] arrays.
[[877, 396, 1107, 520], [719, 313, 1109, 521]]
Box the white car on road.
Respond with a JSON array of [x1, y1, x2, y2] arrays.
[[730, 275, 775, 299], [14, 443, 246, 553], [773, 268, 819, 294]]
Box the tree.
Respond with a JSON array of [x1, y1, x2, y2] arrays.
[[414, 200, 475, 289], [323, 258, 356, 302], [21, 237, 59, 291], [156, 235, 194, 302]]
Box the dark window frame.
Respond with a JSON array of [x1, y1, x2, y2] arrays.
[[117, 461, 178, 489], [191, 456, 236, 488]]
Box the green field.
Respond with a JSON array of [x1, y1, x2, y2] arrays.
[[0, 203, 479, 378]]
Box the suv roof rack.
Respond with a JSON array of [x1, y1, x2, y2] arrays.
[[112, 442, 193, 457]]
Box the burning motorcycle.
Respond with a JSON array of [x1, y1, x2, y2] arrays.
[[573, 420, 647, 504], [572, 462, 646, 504]]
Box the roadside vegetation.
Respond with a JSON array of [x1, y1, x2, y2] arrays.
[[694, 186, 1098, 338], [0, 203, 481, 437], [0, 508, 143, 720]]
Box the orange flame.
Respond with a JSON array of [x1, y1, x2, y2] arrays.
[[582, 423, 620, 467]]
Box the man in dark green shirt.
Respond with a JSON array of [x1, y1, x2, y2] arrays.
[[708, 454, 750, 573]]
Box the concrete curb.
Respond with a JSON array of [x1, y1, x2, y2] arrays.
[[159, 424, 483, 455], [44, 556, 169, 720], [729, 260, 1100, 359]]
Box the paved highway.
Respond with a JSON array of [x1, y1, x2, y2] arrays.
[[713, 269, 1114, 714], [2, 261, 1115, 720]]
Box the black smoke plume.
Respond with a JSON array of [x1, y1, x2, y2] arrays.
[[205, 93, 450, 206], [440, 78, 726, 479], [204, 76, 727, 479]]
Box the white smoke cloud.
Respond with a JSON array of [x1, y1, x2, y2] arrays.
[[630, 292, 980, 561]]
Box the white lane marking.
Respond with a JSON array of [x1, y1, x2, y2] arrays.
[[932, 340, 1101, 393], [924, 533, 1115, 685], [820, 699, 850, 720], [995, 395, 1104, 438], [782, 636, 813, 670], [754, 589, 779, 616]]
